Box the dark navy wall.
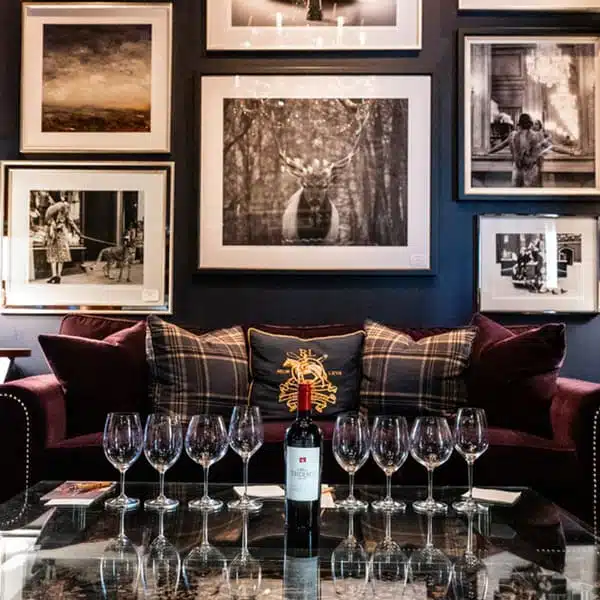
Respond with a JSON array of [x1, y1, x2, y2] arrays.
[[1, 0, 600, 380]]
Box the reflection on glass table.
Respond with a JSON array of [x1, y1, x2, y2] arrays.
[[453, 511, 489, 600], [228, 509, 262, 600]]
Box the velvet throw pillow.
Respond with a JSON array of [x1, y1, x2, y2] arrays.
[[248, 327, 365, 420], [467, 314, 566, 439], [39, 320, 148, 438], [361, 320, 478, 417], [146, 316, 249, 422]]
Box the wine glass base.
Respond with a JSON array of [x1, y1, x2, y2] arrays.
[[372, 498, 406, 512], [105, 496, 140, 511], [452, 499, 484, 514], [189, 497, 223, 512], [334, 497, 368, 511], [227, 497, 263, 512], [144, 497, 179, 511], [412, 499, 448, 514]]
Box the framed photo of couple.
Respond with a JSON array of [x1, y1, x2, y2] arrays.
[[459, 30, 600, 200]]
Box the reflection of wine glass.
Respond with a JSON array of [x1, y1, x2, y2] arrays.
[[410, 416, 454, 514], [370, 511, 407, 600], [331, 510, 369, 599], [183, 509, 228, 598], [100, 509, 141, 599], [228, 510, 262, 600], [143, 509, 181, 596], [332, 413, 370, 511], [453, 512, 488, 600], [406, 513, 453, 599]]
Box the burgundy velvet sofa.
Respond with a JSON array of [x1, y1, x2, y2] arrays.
[[1, 314, 599, 526]]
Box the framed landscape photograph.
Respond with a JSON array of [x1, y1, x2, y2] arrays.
[[206, 0, 422, 50], [478, 214, 598, 313], [199, 75, 431, 272], [459, 0, 600, 10], [460, 31, 600, 199], [21, 3, 172, 153], [0, 162, 173, 314]]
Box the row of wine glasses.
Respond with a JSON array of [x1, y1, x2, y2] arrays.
[[102, 406, 264, 512], [332, 407, 489, 514]]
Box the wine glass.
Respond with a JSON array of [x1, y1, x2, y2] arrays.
[[227, 406, 264, 512], [370, 416, 410, 512], [332, 413, 370, 510], [410, 416, 454, 514], [452, 408, 489, 514], [100, 508, 141, 599], [185, 414, 229, 512], [183, 509, 228, 598], [143, 509, 181, 596], [103, 412, 144, 511], [228, 510, 262, 599], [331, 509, 369, 599], [453, 511, 489, 600], [143, 414, 183, 511], [370, 511, 407, 600]]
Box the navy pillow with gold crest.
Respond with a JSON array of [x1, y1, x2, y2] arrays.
[[248, 327, 365, 420]]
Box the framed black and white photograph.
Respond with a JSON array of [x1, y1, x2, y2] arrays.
[[206, 0, 422, 50], [460, 32, 600, 199], [21, 3, 172, 153], [0, 162, 173, 314], [459, 0, 600, 10], [199, 75, 431, 271], [478, 214, 598, 313]]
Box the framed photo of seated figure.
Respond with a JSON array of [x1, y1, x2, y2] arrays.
[[0, 161, 174, 314], [199, 74, 432, 272], [477, 214, 598, 314], [459, 0, 600, 10], [459, 30, 600, 199], [206, 0, 422, 51]]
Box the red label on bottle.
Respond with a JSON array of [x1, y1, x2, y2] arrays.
[[299, 457, 307, 463]]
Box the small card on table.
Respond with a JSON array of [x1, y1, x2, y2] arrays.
[[462, 487, 522, 506], [234, 484, 336, 507], [41, 481, 116, 506]]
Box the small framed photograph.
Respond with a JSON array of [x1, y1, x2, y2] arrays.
[[460, 31, 600, 199], [459, 0, 600, 10], [199, 75, 431, 272], [206, 0, 422, 50], [1, 162, 174, 314], [21, 3, 172, 153], [478, 214, 598, 313]]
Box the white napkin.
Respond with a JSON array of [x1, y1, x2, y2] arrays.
[[462, 487, 521, 505], [233, 484, 336, 508]]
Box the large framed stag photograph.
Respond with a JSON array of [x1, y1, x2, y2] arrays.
[[460, 31, 600, 199], [206, 0, 422, 50], [0, 162, 173, 314], [20, 3, 172, 153], [478, 214, 598, 313], [459, 0, 600, 10], [199, 75, 432, 272]]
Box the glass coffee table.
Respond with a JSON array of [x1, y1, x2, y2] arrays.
[[0, 482, 597, 599]]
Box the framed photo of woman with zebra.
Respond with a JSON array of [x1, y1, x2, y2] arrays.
[[199, 75, 431, 272], [0, 161, 173, 314]]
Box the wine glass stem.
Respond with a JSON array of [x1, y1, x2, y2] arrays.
[[158, 471, 166, 500], [385, 473, 392, 501], [348, 510, 355, 539], [203, 465, 210, 500], [201, 511, 209, 548], [241, 511, 249, 558], [243, 457, 250, 501], [119, 470, 127, 500], [158, 512, 165, 539], [467, 460, 474, 501], [466, 513, 474, 556], [348, 472, 355, 501], [118, 508, 126, 541], [385, 512, 392, 542], [426, 513, 433, 549], [427, 467, 434, 503]]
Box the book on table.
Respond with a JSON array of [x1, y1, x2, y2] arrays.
[[41, 481, 116, 506]]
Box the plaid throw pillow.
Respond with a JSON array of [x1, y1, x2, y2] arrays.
[[146, 316, 249, 421], [361, 320, 477, 417]]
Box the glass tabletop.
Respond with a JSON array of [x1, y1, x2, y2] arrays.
[[0, 482, 597, 599]]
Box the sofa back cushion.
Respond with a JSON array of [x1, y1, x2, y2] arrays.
[[59, 314, 138, 339], [248, 327, 365, 420], [146, 316, 249, 423], [361, 320, 477, 417], [39, 320, 149, 438], [467, 313, 565, 439]]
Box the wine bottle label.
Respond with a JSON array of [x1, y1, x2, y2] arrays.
[[284, 555, 319, 600], [286, 446, 320, 501]]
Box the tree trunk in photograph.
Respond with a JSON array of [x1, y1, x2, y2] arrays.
[[471, 44, 492, 154], [306, 0, 323, 21], [576, 46, 595, 156]]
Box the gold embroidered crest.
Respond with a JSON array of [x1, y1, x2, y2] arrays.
[[279, 349, 337, 413]]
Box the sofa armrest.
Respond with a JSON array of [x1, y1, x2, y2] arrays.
[[0, 374, 66, 502]]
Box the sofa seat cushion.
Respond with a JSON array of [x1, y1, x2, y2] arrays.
[[39, 320, 149, 438], [263, 420, 336, 443], [486, 427, 573, 451], [361, 320, 477, 417], [248, 327, 364, 420], [47, 432, 103, 449]]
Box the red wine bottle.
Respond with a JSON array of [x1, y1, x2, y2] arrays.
[[285, 382, 322, 550]]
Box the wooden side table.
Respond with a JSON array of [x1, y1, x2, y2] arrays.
[[0, 349, 31, 383]]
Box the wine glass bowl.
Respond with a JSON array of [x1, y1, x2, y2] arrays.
[[370, 539, 407, 600], [332, 413, 370, 510], [183, 544, 228, 598], [143, 534, 181, 596], [410, 416, 454, 514], [331, 533, 369, 599], [103, 412, 144, 511], [100, 534, 141, 598], [143, 414, 183, 511], [370, 416, 409, 512], [185, 414, 229, 512]]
